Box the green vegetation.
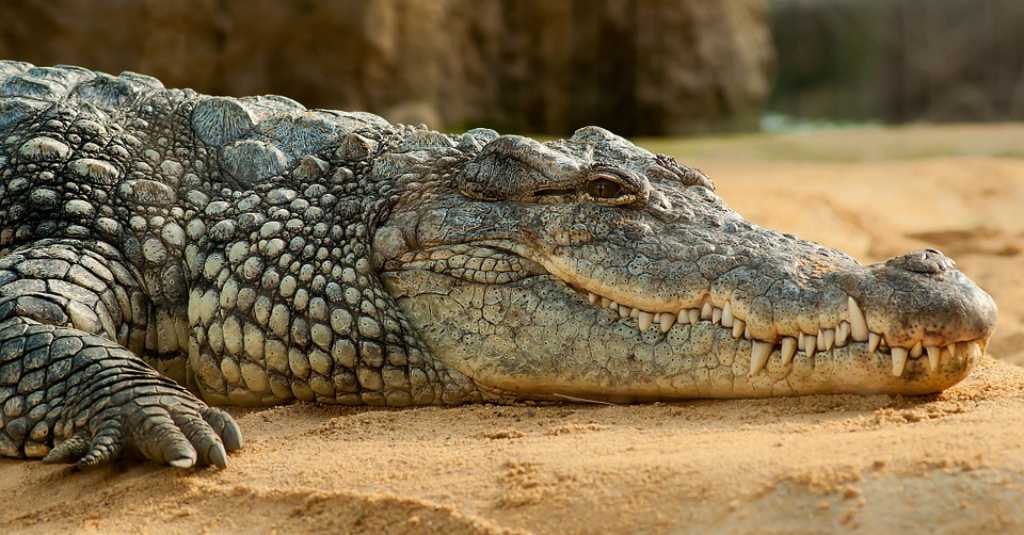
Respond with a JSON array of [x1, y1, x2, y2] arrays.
[[635, 123, 1024, 162]]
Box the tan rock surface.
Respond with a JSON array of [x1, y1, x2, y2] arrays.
[[0, 0, 771, 135]]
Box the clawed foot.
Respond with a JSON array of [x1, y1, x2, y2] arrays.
[[43, 387, 242, 470]]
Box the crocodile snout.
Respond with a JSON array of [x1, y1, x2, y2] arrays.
[[849, 247, 998, 361]]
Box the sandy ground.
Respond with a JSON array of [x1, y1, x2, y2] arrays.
[[3, 124, 1024, 534]]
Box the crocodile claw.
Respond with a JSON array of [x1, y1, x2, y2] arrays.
[[44, 389, 243, 470]]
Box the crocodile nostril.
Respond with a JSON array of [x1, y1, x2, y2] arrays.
[[888, 249, 956, 274]]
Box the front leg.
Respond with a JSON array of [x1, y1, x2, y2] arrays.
[[0, 240, 241, 467], [0, 317, 240, 467]]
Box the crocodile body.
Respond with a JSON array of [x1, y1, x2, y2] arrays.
[[0, 63, 997, 469]]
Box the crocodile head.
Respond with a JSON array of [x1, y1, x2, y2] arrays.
[[375, 127, 997, 401]]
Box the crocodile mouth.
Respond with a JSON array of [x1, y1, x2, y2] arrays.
[[561, 282, 988, 379], [390, 241, 990, 384]]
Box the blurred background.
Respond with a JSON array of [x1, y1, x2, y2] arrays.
[[1, 0, 771, 136], [2, 0, 1024, 362], [3, 0, 1023, 135]]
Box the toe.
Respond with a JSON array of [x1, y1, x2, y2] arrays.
[[162, 440, 198, 469], [134, 410, 198, 468], [76, 419, 125, 469], [202, 407, 243, 452], [207, 442, 228, 469], [42, 435, 90, 464], [174, 412, 229, 468]]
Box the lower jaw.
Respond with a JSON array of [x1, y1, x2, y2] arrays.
[[467, 326, 982, 401], [733, 334, 981, 397]]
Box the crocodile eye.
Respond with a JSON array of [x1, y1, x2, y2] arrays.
[[585, 175, 625, 199]]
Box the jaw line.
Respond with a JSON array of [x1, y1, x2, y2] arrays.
[[386, 266, 985, 397], [538, 254, 697, 313], [390, 239, 991, 381]]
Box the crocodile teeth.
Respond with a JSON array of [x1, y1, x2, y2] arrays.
[[750, 340, 772, 375], [780, 337, 797, 365], [868, 332, 881, 354], [836, 322, 850, 347], [891, 347, 908, 376], [848, 297, 869, 342], [721, 302, 734, 327], [821, 329, 835, 351], [659, 312, 676, 333], [577, 288, 979, 377], [804, 334, 817, 358], [732, 319, 745, 339], [926, 345, 941, 371], [638, 311, 654, 331], [965, 341, 982, 360]]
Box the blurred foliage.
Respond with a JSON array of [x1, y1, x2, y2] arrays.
[[638, 123, 1024, 162], [769, 0, 1024, 123]]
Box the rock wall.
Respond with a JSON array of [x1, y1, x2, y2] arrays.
[[0, 0, 773, 136]]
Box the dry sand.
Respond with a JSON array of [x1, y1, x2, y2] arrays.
[[3, 124, 1024, 534]]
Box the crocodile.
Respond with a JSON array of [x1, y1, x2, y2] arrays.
[[0, 62, 997, 469]]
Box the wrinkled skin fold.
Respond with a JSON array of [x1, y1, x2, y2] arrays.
[[0, 63, 998, 470]]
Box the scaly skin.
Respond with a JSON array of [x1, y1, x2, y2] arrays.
[[0, 63, 997, 469]]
